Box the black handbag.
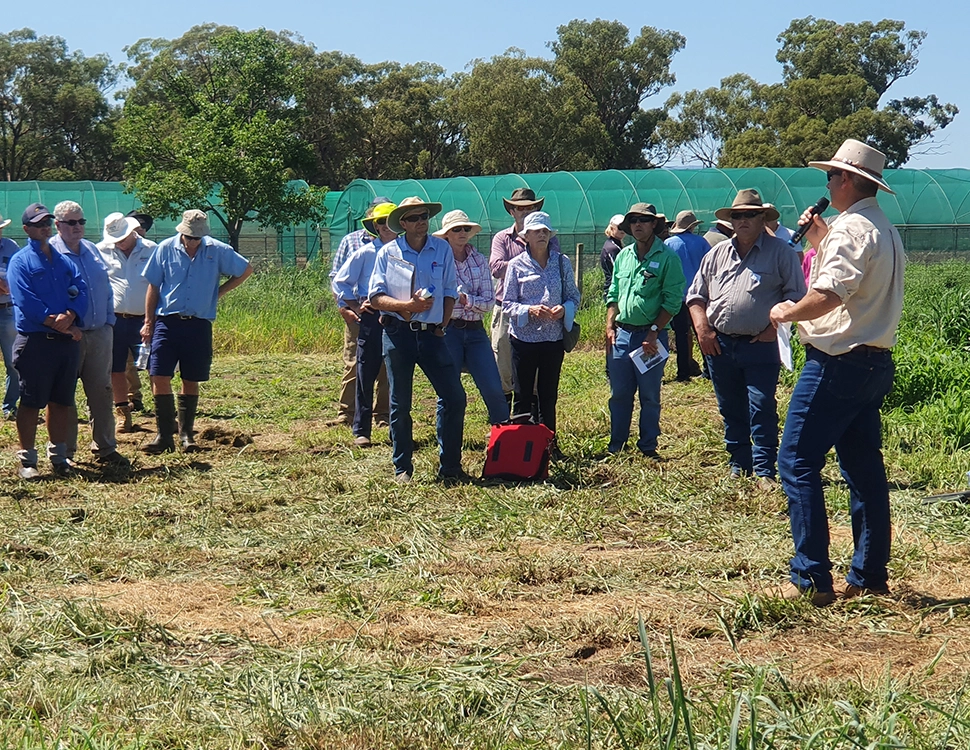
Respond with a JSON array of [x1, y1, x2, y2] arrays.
[[558, 254, 580, 352]]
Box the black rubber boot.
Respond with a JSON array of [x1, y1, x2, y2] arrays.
[[177, 394, 200, 453], [144, 394, 177, 454]]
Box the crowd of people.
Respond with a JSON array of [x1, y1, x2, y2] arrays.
[[0, 137, 904, 605], [1, 203, 252, 478], [327, 138, 905, 604]]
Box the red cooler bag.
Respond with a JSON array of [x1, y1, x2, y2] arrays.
[[482, 423, 555, 480]]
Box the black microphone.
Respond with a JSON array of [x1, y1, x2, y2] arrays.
[[788, 197, 829, 246]]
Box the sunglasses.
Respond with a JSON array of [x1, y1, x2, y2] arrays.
[[183, 235, 201, 242], [29, 218, 54, 227], [627, 216, 656, 225], [511, 205, 537, 212], [450, 226, 472, 233], [57, 218, 87, 226], [827, 169, 843, 181], [730, 211, 763, 220], [400, 213, 429, 223], [375, 217, 388, 226]]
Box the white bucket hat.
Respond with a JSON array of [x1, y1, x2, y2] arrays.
[[433, 209, 482, 241], [521, 211, 557, 236], [808, 138, 895, 194], [609, 214, 625, 228], [102, 212, 140, 244]]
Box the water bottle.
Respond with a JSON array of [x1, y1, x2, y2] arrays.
[[135, 343, 150, 370], [416, 284, 435, 300]]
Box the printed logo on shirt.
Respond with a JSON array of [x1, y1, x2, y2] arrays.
[[648, 261, 660, 269]]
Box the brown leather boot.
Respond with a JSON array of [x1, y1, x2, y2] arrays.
[[115, 403, 133, 434]]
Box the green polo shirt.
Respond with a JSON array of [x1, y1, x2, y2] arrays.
[[606, 241, 685, 326]]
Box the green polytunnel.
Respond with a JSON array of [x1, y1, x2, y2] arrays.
[[330, 168, 970, 260]]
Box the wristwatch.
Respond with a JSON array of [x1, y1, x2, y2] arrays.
[[649, 324, 659, 333]]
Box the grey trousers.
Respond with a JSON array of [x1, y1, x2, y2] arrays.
[[64, 324, 117, 458], [490, 304, 514, 395]]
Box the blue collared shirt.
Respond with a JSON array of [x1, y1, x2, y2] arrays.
[[0, 236, 20, 304], [331, 237, 385, 307], [142, 235, 250, 320], [8, 239, 88, 334], [368, 234, 458, 324], [664, 232, 711, 301], [51, 234, 115, 330]]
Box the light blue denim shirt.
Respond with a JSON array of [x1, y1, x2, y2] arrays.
[[331, 238, 385, 307], [51, 234, 115, 330], [142, 235, 250, 321], [368, 234, 458, 325], [0, 236, 19, 304], [503, 250, 581, 343], [8, 239, 88, 333]]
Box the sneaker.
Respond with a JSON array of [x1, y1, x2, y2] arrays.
[[834, 580, 890, 600], [18, 464, 40, 480], [51, 462, 74, 478], [353, 435, 372, 448], [394, 471, 413, 484], [3, 408, 15, 421], [764, 581, 836, 607], [97, 451, 131, 467]]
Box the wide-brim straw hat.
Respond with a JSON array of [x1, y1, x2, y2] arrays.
[[102, 212, 141, 244], [176, 209, 211, 237], [715, 189, 780, 222], [433, 209, 482, 241], [808, 138, 895, 194], [503, 187, 544, 213], [618, 202, 660, 234], [521, 211, 557, 237], [670, 210, 702, 234], [713, 219, 734, 234], [387, 197, 442, 234]]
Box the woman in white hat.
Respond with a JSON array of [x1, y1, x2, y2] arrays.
[[434, 210, 509, 425], [502, 212, 581, 444], [600, 214, 626, 304]]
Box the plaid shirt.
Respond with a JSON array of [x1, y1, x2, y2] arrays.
[[451, 245, 493, 321], [329, 228, 372, 279]]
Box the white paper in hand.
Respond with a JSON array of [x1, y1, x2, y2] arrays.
[[629, 340, 669, 375], [777, 322, 793, 371]]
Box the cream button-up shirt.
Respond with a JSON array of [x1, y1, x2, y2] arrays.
[[97, 236, 156, 316], [800, 197, 905, 356]]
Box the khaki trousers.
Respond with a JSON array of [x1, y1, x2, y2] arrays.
[[489, 304, 514, 395]]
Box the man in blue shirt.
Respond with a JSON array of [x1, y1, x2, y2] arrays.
[[0, 213, 22, 420], [8, 203, 88, 479], [368, 197, 467, 483], [51, 201, 128, 467], [664, 210, 711, 381], [140, 210, 252, 453]]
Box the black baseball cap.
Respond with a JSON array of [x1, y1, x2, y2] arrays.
[[22, 203, 54, 225], [126, 210, 154, 231]]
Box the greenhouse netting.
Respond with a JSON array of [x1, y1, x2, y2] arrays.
[[329, 168, 970, 263]]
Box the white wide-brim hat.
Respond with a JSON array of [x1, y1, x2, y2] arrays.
[[808, 138, 895, 194], [0, 214, 11, 230], [102, 212, 140, 244], [433, 209, 482, 241]]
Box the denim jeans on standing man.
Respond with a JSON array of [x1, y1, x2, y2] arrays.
[[0, 306, 20, 415], [443, 322, 510, 425], [607, 328, 668, 454], [705, 333, 781, 479], [383, 319, 466, 478], [778, 345, 895, 593]]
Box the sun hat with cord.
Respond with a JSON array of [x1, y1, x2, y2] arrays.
[[714, 189, 780, 223], [808, 138, 894, 194], [433, 209, 482, 241], [521, 211, 557, 237], [386, 196, 443, 234], [102, 212, 141, 244], [176, 209, 210, 237], [502, 187, 544, 213], [362, 201, 397, 235], [617, 202, 660, 234], [670, 210, 702, 234]]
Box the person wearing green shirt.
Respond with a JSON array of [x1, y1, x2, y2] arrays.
[[605, 203, 685, 459]]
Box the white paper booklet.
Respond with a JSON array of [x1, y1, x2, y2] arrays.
[[777, 322, 793, 371], [629, 340, 669, 374]]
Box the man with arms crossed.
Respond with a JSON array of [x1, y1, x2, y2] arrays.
[[768, 139, 905, 606], [141, 210, 252, 453]]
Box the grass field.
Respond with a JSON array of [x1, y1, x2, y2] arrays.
[[1, 262, 969, 748]]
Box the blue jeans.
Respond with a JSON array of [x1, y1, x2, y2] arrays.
[[383, 320, 466, 478], [706, 334, 781, 479], [0, 306, 19, 413], [443, 322, 510, 425], [779, 346, 895, 593], [607, 328, 668, 453]]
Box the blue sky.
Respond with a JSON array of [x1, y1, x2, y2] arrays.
[[5, 0, 967, 169]]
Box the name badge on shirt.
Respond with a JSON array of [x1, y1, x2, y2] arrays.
[[648, 261, 660, 269]]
